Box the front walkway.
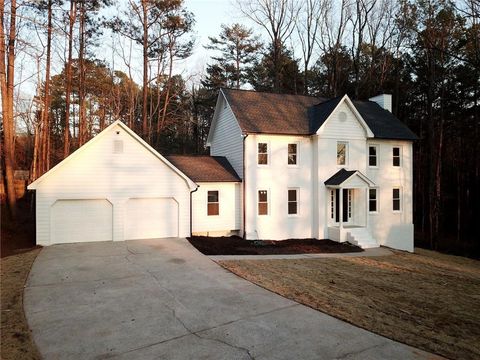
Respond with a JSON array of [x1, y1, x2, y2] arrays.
[[24, 238, 439, 359]]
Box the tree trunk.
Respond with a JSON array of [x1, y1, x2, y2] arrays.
[[0, 0, 17, 215], [78, 1, 86, 146], [141, 0, 148, 137], [41, 0, 53, 174], [64, 0, 76, 158]]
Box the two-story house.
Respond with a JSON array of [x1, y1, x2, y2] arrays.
[[28, 89, 416, 252], [204, 89, 416, 251]]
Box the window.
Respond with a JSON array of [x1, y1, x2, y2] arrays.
[[393, 147, 401, 167], [369, 188, 378, 212], [393, 188, 401, 211], [288, 189, 298, 215], [368, 145, 378, 167], [330, 190, 335, 219], [258, 190, 268, 215], [258, 143, 268, 165], [337, 142, 348, 165], [288, 143, 297, 165], [207, 191, 219, 216]]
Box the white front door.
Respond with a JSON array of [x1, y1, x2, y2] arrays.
[[331, 189, 353, 225]]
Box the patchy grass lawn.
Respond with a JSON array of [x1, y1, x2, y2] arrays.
[[219, 248, 480, 360], [1, 248, 42, 360]]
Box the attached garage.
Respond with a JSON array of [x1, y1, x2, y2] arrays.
[[51, 199, 113, 244], [28, 121, 197, 246], [125, 198, 178, 240]]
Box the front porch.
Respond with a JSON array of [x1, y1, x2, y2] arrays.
[[325, 169, 378, 248]]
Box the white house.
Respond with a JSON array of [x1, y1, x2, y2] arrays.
[[28, 89, 416, 251]]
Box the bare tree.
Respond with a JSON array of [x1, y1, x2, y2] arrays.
[[64, 0, 76, 157], [237, 0, 299, 92], [296, 0, 323, 94], [1, 0, 18, 215]]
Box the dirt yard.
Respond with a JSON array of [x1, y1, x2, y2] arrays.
[[188, 236, 363, 255], [1, 248, 42, 360], [219, 249, 480, 360]]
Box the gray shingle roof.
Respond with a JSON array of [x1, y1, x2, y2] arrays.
[[221, 89, 417, 140], [167, 155, 241, 182]]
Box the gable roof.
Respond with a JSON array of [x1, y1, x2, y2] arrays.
[[324, 168, 375, 187], [27, 120, 197, 190], [220, 88, 417, 140], [166, 155, 241, 182], [221, 88, 326, 135]]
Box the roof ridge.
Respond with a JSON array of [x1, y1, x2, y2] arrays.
[[221, 87, 322, 99]]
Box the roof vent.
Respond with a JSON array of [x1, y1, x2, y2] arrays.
[[369, 94, 392, 112], [113, 140, 123, 154], [338, 111, 347, 122]]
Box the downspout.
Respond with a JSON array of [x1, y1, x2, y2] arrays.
[[242, 133, 249, 239], [189, 185, 199, 237]]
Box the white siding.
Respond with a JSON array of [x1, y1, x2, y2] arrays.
[[244, 134, 313, 240], [33, 123, 192, 245], [209, 95, 244, 178], [318, 102, 367, 140], [192, 182, 241, 235], [366, 140, 414, 251]]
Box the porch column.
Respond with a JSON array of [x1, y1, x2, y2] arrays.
[[365, 187, 369, 227], [339, 187, 343, 230]]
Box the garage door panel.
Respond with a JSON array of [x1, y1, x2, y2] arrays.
[[125, 198, 178, 240], [51, 199, 113, 244]]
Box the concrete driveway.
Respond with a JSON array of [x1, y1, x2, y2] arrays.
[[25, 238, 438, 360]]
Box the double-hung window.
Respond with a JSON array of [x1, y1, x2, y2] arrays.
[[258, 143, 268, 165], [369, 188, 378, 212], [207, 191, 219, 216], [392, 188, 401, 211], [258, 190, 268, 215], [337, 142, 348, 165], [288, 189, 298, 215], [393, 147, 401, 167], [368, 145, 378, 167], [288, 143, 297, 165]]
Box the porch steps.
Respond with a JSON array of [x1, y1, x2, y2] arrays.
[[346, 228, 378, 249]]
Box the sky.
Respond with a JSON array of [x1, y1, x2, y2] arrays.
[[16, 0, 251, 100]]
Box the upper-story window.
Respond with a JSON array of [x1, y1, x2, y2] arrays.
[[337, 142, 348, 165], [393, 147, 401, 167], [368, 145, 378, 167], [207, 191, 219, 216], [288, 143, 297, 165], [258, 143, 268, 165]]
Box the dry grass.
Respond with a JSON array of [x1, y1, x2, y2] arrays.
[[1, 248, 42, 360], [219, 248, 480, 360]]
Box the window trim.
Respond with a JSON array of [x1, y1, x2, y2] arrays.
[[287, 188, 299, 216], [257, 142, 269, 166], [287, 142, 299, 167], [368, 188, 379, 214], [257, 189, 269, 216], [337, 141, 348, 166], [368, 144, 379, 168], [392, 187, 402, 212], [392, 146, 402, 167], [207, 190, 219, 216]]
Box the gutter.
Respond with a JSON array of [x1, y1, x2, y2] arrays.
[[189, 185, 199, 237], [242, 133, 249, 239]]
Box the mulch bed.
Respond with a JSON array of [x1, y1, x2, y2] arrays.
[[187, 236, 363, 255]]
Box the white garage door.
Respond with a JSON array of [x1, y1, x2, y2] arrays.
[[51, 199, 113, 244], [125, 198, 178, 240]]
